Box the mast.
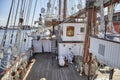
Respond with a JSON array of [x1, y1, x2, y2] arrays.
[[63, 0, 67, 19], [83, 0, 97, 62], [104, 0, 120, 7]]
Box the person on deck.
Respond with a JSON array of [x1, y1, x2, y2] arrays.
[[66, 48, 73, 64]]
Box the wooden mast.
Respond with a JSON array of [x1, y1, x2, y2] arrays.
[[83, 0, 120, 62], [83, 0, 97, 62], [84, 0, 120, 79], [63, 0, 67, 19]]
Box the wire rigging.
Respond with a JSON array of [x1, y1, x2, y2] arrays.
[[14, 0, 24, 46], [20, 0, 33, 52], [9, 0, 15, 45], [13, 0, 24, 56], [25, 0, 33, 25], [31, 0, 38, 27], [1, 0, 14, 48]]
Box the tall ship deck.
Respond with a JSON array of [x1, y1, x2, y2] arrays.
[[0, 0, 120, 80]]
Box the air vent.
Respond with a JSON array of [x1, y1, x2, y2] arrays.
[[98, 44, 105, 56]]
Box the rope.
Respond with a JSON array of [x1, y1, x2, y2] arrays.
[[23, 0, 28, 19], [6, 1, 15, 65], [51, 0, 56, 15], [10, 0, 20, 58], [1, 0, 14, 48], [22, 0, 26, 13], [14, 0, 24, 56], [20, 0, 24, 15], [31, 0, 38, 27], [12, 0, 20, 39], [9, 0, 15, 46], [20, 0, 33, 52], [25, 0, 38, 52], [46, 1, 51, 15], [25, 0, 32, 25]]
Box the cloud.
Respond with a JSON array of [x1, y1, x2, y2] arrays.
[[0, 17, 6, 26], [115, 4, 120, 12]]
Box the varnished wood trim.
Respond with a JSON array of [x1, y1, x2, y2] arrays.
[[90, 36, 120, 44], [59, 41, 84, 43]]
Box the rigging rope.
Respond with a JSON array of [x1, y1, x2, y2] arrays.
[[6, 1, 16, 66], [27, 0, 38, 51], [31, 0, 38, 27], [9, 0, 15, 46], [12, 0, 20, 38], [11, 0, 20, 58], [46, 1, 51, 15], [20, 0, 33, 52], [25, 0, 32, 25], [0, 0, 15, 67], [13, 0, 24, 56], [20, 0, 24, 15], [23, 0, 28, 19], [1, 0, 14, 48], [22, 0, 26, 13], [51, 0, 56, 15]]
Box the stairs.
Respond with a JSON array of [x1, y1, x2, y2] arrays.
[[51, 39, 57, 53]]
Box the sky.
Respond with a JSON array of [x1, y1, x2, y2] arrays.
[[0, 0, 120, 27], [0, 0, 49, 26]]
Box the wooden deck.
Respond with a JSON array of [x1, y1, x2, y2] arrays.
[[26, 53, 87, 80]]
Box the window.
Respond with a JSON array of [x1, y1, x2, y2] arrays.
[[118, 15, 120, 21], [80, 27, 85, 33], [113, 16, 117, 21], [98, 44, 105, 56], [66, 26, 74, 37]]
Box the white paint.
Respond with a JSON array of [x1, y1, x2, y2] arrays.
[[32, 39, 52, 53], [58, 43, 84, 57], [90, 37, 120, 69], [60, 23, 86, 41]]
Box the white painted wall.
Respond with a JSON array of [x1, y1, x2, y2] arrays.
[[60, 23, 86, 41], [58, 43, 84, 57], [90, 37, 120, 69], [32, 39, 52, 53]]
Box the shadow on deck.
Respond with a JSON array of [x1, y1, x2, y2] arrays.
[[26, 53, 87, 80]]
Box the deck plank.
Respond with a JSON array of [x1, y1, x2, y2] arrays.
[[26, 53, 87, 80]]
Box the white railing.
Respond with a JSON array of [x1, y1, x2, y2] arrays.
[[0, 48, 32, 80], [89, 36, 120, 69]]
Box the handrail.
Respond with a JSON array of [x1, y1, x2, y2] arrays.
[[0, 49, 32, 79], [90, 36, 120, 44]]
